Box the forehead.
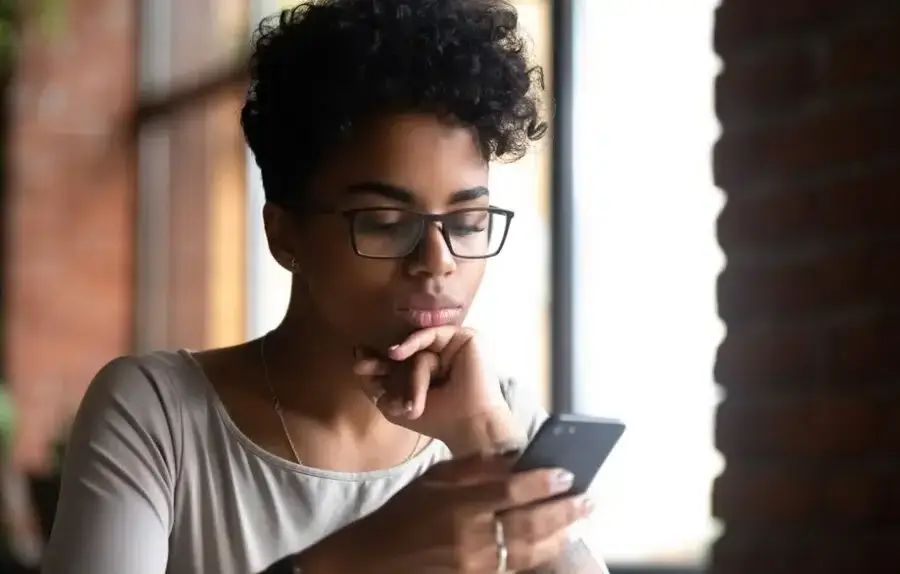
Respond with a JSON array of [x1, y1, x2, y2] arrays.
[[313, 114, 489, 207]]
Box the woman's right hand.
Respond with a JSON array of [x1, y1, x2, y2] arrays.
[[300, 453, 594, 573]]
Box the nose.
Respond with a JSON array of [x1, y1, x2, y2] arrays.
[[406, 223, 456, 277]]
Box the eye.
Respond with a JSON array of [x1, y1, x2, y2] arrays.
[[354, 210, 416, 234], [446, 210, 489, 235]]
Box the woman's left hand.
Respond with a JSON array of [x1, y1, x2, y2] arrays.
[[353, 326, 517, 450]]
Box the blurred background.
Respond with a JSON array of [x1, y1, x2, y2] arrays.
[[2, 0, 897, 573]]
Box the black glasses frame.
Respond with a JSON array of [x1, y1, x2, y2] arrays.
[[340, 206, 515, 260]]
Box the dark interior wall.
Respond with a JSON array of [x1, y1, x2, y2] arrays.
[[712, 1, 900, 573]]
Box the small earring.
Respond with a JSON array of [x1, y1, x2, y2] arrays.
[[290, 257, 299, 272]]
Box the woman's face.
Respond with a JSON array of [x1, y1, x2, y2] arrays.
[[267, 114, 494, 353]]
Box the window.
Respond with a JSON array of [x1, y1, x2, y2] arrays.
[[136, 0, 249, 351], [569, 0, 724, 567]]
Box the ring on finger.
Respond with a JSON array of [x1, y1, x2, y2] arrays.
[[494, 516, 508, 573]]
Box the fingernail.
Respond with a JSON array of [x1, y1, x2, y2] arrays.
[[552, 469, 574, 492], [388, 344, 399, 351], [404, 401, 413, 412]]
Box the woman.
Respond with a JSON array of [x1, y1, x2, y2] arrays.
[[43, 1, 608, 572]]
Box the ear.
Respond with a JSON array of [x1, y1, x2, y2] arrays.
[[263, 202, 300, 273]]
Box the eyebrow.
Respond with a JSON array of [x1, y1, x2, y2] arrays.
[[345, 181, 489, 205]]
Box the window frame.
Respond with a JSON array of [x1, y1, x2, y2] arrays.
[[549, 0, 575, 414]]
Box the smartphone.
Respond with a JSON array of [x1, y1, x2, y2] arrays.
[[511, 413, 626, 495]]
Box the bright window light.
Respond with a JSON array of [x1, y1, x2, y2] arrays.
[[571, 0, 725, 565]]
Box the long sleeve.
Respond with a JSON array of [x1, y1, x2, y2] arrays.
[[42, 357, 183, 574]]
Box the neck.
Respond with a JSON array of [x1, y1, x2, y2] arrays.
[[263, 306, 378, 432]]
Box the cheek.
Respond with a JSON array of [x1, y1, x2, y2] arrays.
[[307, 245, 397, 300], [458, 260, 487, 299], [299, 224, 390, 299], [312, 260, 397, 301], [304, 255, 401, 339]]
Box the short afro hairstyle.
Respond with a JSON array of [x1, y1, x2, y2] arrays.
[[240, 0, 547, 206]]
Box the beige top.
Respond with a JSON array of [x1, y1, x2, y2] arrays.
[[41, 350, 582, 574]]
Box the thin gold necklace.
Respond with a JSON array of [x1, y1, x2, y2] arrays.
[[259, 333, 422, 466]]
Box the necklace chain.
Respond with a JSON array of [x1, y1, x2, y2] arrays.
[[259, 333, 422, 466]]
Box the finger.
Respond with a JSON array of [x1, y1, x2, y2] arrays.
[[463, 467, 576, 511], [388, 326, 475, 361], [359, 376, 387, 404], [501, 495, 594, 545], [406, 352, 439, 419], [359, 375, 409, 418], [352, 358, 390, 376]]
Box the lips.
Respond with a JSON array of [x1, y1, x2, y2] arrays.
[[398, 307, 463, 328], [396, 293, 464, 328]]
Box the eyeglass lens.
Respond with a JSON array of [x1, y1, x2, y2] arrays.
[[352, 209, 508, 258]]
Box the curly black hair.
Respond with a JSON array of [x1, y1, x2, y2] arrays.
[[241, 0, 547, 206]]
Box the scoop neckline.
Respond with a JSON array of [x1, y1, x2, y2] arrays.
[[176, 348, 442, 482]]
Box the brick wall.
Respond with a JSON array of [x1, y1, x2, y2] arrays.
[[712, 1, 900, 573], [3, 0, 136, 472]]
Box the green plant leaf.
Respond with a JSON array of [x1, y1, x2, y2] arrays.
[[0, 383, 14, 452]]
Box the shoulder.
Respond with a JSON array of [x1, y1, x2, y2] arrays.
[[498, 375, 549, 442], [67, 351, 197, 478], [76, 351, 193, 428], [43, 352, 200, 572]]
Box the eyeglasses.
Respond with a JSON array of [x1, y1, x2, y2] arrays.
[[338, 207, 515, 259]]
